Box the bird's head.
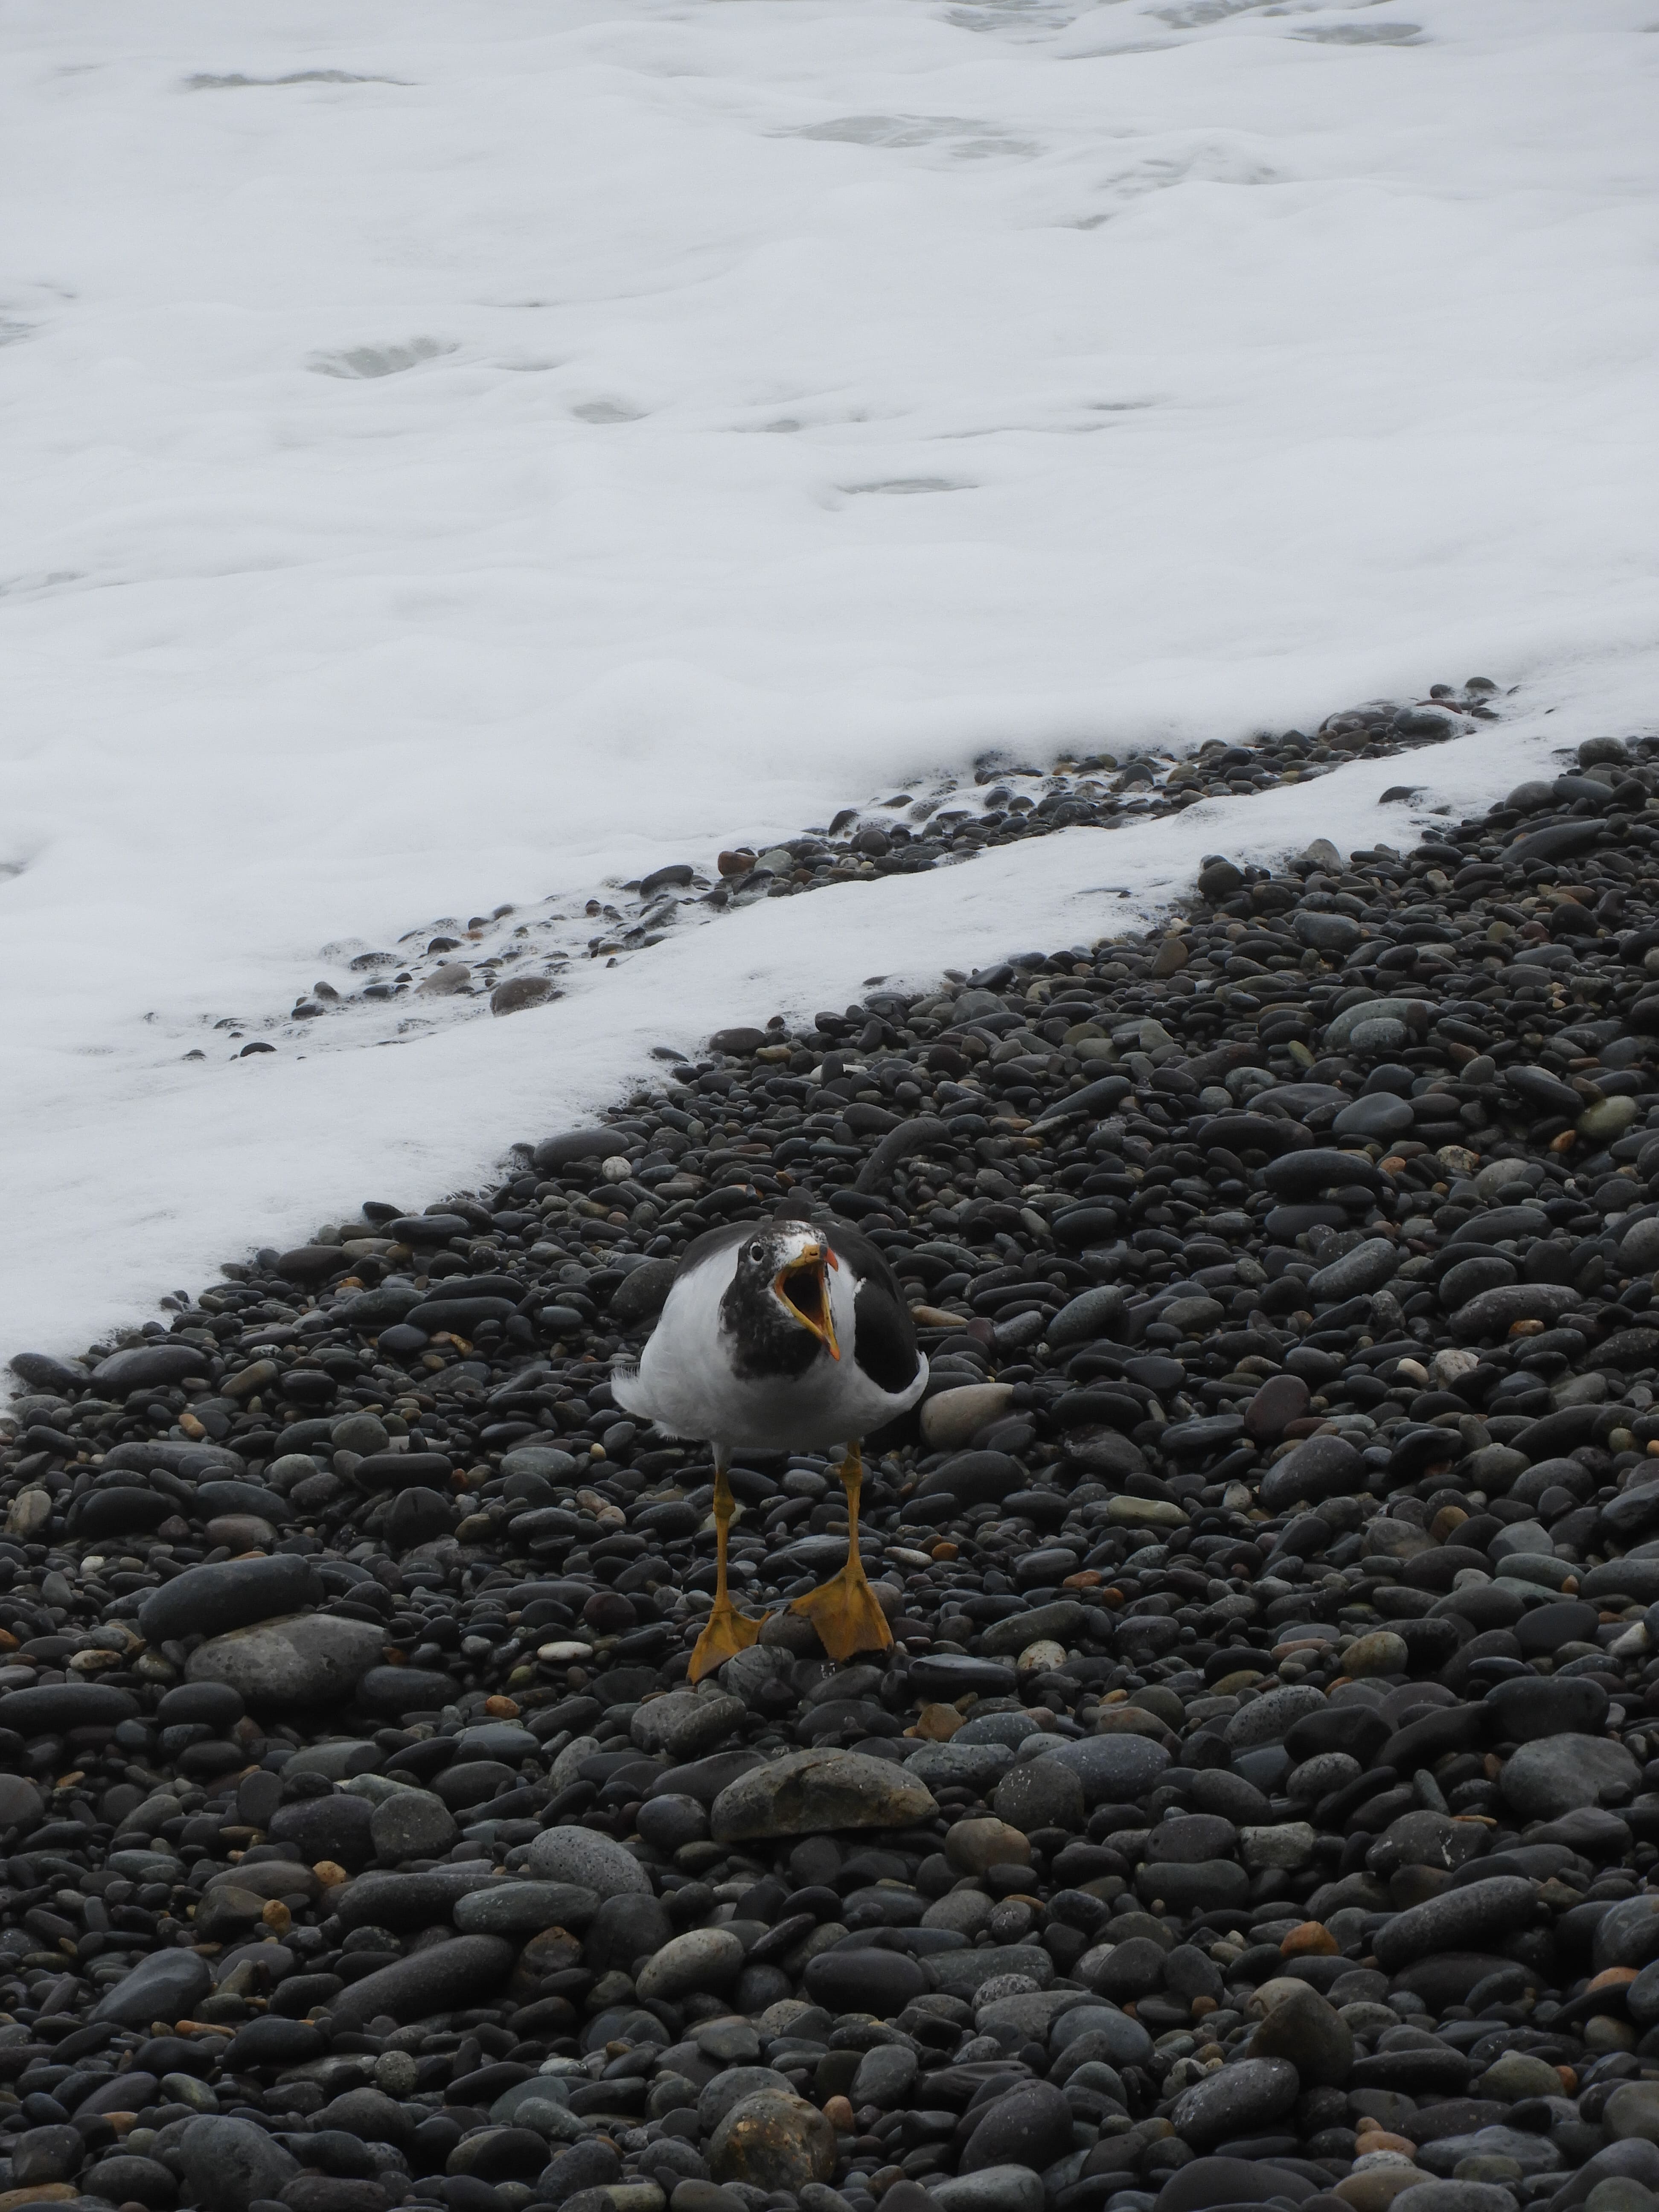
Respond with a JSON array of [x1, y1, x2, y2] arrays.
[[739, 1222, 840, 1360]]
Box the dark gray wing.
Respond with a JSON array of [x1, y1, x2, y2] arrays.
[[824, 1218, 922, 1396]]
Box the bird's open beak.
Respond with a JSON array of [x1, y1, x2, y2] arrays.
[[777, 1244, 839, 1360]]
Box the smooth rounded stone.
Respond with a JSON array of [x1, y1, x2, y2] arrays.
[[909, 1656, 1019, 1701], [1585, 2190, 1659, 2212], [849, 2043, 920, 2110], [636, 1794, 709, 1854], [946, 1817, 1031, 1874], [454, 1881, 600, 1937], [356, 1664, 460, 1718], [1515, 1600, 1601, 1658], [1260, 1435, 1365, 1513], [1390, 2189, 1518, 2212], [1500, 1734, 1640, 1819], [906, 1740, 1013, 1792], [1308, 1236, 1402, 1300], [70, 1484, 175, 1539], [1136, 1858, 1249, 1912], [0, 1679, 138, 1731], [89, 2154, 178, 2206], [90, 1947, 212, 2027], [584, 1890, 672, 1976], [269, 1793, 375, 1869], [1083, 1936, 1166, 2004], [1225, 1682, 1326, 1749], [138, 1555, 321, 1645], [925, 1889, 994, 1937], [708, 1747, 936, 1841], [174, 2116, 300, 2212], [524, 1825, 652, 1898], [13, 2128, 84, 2186], [328, 1933, 514, 2029], [0, 1773, 44, 1829], [186, 1613, 385, 1709], [960, 2080, 1073, 2175], [707, 2091, 835, 2194], [1048, 1286, 1129, 1350], [1155, 2158, 1321, 2212], [631, 1692, 747, 1762], [336, 1865, 497, 1934], [1607, 2087, 1659, 2145], [370, 1788, 457, 1863], [921, 1384, 1017, 1449], [637, 1928, 745, 2002], [1033, 1734, 1169, 1805], [497, 1444, 579, 1483], [1345, 1632, 1410, 1679], [1247, 1984, 1353, 2085], [992, 1757, 1084, 1833], [1480, 2052, 1571, 2103], [697, 2066, 795, 2139], [1168, 2056, 1300, 2152], [1335, 1096, 1415, 1141], [958, 1710, 1039, 1748], [1374, 1877, 1538, 1972], [803, 1945, 930, 2018], [1451, 1284, 1584, 1339], [1246, 1373, 1311, 1444], [931, 2173, 1043, 2212], [92, 1341, 210, 1391], [1486, 1675, 1609, 1743]]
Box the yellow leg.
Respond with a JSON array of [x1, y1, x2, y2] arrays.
[[689, 1464, 765, 1683], [790, 1443, 893, 1665]]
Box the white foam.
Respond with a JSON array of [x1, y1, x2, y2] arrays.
[[1, 0, 1655, 1353]]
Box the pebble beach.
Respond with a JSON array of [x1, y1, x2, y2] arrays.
[[8, 711, 1659, 2212]]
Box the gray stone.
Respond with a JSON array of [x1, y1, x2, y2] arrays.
[[454, 1881, 600, 1937], [850, 2043, 920, 2110], [0, 1774, 43, 1830], [992, 1758, 1084, 1834], [929, 1944, 1055, 2001], [960, 2080, 1073, 2175], [328, 1933, 514, 2029], [1501, 1734, 1640, 1819], [1391, 2189, 1519, 2212], [1168, 2056, 1300, 2151], [370, 1787, 457, 1863], [524, 1825, 653, 1898], [707, 2090, 836, 2192], [174, 2116, 300, 2212], [906, 1740, 1013, 1792], [1373, 1877, 1539, 1971], [499, 1444, 580, 1483], [1048, 1287, 1129, 1350], [1333, 1096, 1415, 1140], [1224, 1683, 1326, 1749], [185, 1613, 385, 1709], [1323, 998, 1426, 1049], [1607, 2084, 1659, 2145], [1259, 1434, 1365, 1515], [1307, 1237, 1401, 1300], [933, 2173, 1044, 2212], [138, 1554, 322, 1645], [637, 1928, 745, 2002], [1032, 1734, 1169, 1805], [91, 1947, 212, 2027], [1246, 1983, 1353, 2085], [1597, 1896, 1659, 1974], [632, 1691, 746, 1762], [709, 1748, 936, 1841], [1486, 1676, 1610, 1743]]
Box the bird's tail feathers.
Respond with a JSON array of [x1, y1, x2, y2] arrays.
[[609, 1358, 647, 1415]]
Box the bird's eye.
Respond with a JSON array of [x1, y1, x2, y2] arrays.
[[748, 1243, 764, 1262]]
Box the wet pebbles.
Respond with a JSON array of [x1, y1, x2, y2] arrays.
[[215, 685, 1498, 1056], [11, 722, 1659, 2212]]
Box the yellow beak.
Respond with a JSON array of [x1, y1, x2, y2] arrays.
[[776, 1244, 840, 1360]]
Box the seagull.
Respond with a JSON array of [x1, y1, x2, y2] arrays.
[[612, 1211, 928, 1679]]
